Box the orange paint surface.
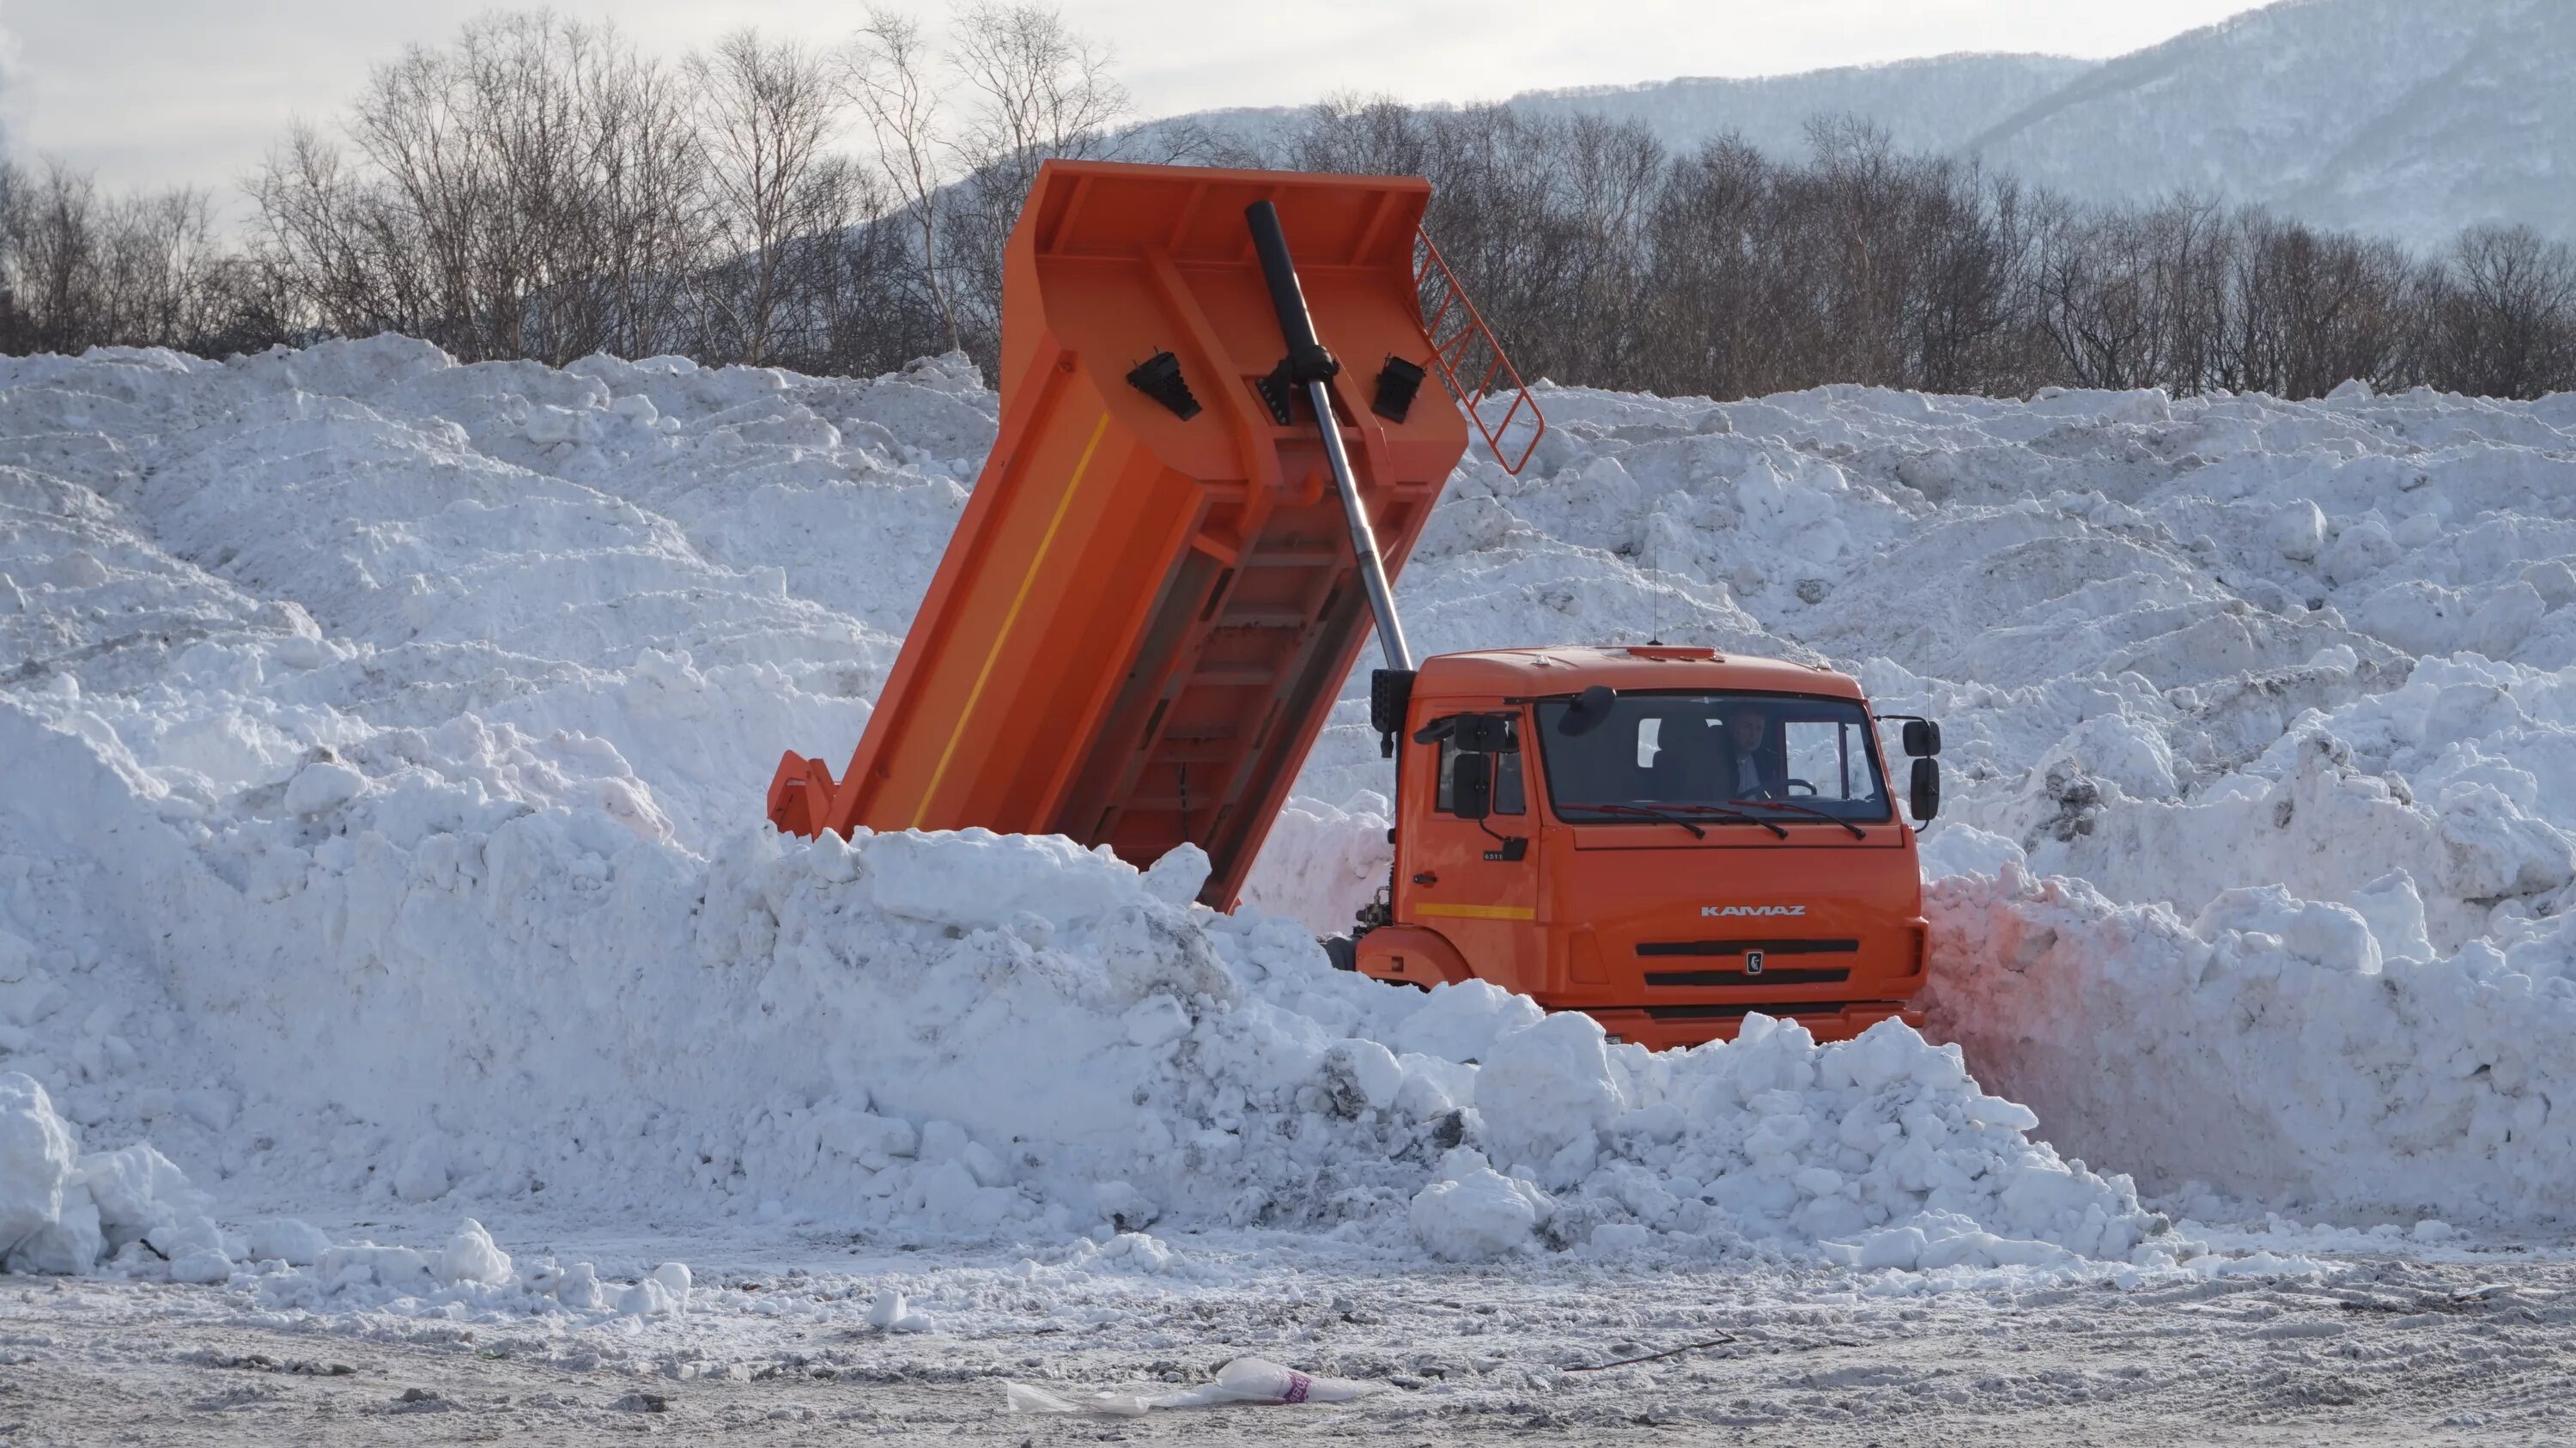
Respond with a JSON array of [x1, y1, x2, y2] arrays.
[[1359, 648, 1929, 1046]]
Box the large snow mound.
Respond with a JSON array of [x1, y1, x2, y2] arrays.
[[0, 338, 2177, 1275], [1257, 376, 2576, 1228], [1, 333, 2571, 1285]]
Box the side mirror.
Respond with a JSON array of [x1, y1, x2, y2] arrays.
[[1903, 719, 1943, 757], [1909, 757, 1941, 823], [1451, 753, 1494, 820], [1557, 684, 1618, 738], [1452, 713, 1516, 754]]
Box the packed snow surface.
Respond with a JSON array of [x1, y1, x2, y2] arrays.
[[3, 336, 2573, 1303]]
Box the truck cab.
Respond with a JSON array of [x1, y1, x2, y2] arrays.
[[1351, 645, 1941, 1047]]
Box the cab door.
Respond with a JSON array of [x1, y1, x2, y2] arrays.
[[1394, 714, 1544, 994]]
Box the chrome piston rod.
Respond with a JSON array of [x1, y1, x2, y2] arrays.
[[1244, 198, 1414, 673], [1307, 377, 1413, 672]]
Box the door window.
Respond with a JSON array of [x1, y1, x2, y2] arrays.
[[1435, 739, 1526, 815]]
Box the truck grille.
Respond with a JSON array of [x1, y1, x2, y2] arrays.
[[1644, 1003, 1844, 1022], [1644, 967, 1850, 989], [1634, 938, 1857, 957]]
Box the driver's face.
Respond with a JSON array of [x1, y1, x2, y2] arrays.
[[1725, 711, 1766, 751]]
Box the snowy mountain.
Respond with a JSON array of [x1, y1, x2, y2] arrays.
[[1965, 0, 2576, 249], [1135, 53, 2092, 179], [1508, 52, 2093, 159], [1156, 0, 2573, 251]]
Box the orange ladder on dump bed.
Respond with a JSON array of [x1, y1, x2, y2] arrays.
[[768, 160, 1537, 909]]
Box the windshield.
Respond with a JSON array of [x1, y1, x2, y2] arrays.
[[1532, 691, 1893, 825]]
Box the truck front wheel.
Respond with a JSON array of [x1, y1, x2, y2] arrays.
[[1321, 935, 1359, 972]]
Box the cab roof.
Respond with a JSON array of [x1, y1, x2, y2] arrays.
[[1416, 645, 1865, 702]]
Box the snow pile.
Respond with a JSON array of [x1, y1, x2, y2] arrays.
[[0, 1072, 229, 1280], [252, 1220, 698, 1319], [1926, 864, 2576, 1222], [3, 332, 2573, 1275], [1276, 377, 2576, 1226], [0, 336, 2177, 1274], [5, 1070, 701, 1312], [1405, 1009, 2172, 1269], [3, 768, 2182, 1269]]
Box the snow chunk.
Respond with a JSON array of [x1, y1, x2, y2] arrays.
[[1410, 1168, 1552, 1261], [437, 1219, 513, 1286], [866, 1287, 934, 1332], [1474, 1012, 1625, 1182], [0, 1076, 213, 1276], [1394, 980, 1545, 1063], [650, 1261, 692, 1310], [246, 1218, 331, 1266], [1140, 844, 1211, 906], [2269, 500, 2327, 562], [169, 1248, 234, 1284], [0, 1074, 78, 1269], [283, 760, 366, 814]]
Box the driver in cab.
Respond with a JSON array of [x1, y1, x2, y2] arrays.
[[1719, 705, 1783, 800]]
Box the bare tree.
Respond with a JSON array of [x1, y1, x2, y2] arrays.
[[252, 121, 422, 341], [1289, 93, 1432, 177], [4, 161, 106, 353], [947, 2, 1128, 173], [254, 15, 713, 364], [0, 158, 261, 356], [691, 30, 854, 366], [1637, 136, 1771, 399], [842, 10, 958, 353], [2421, 224, 2576, 399], [939, 2, 1132, 359], [568, 29, 709, 360]]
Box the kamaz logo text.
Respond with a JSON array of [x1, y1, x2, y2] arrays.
[[1702, 904, 1806, 917]]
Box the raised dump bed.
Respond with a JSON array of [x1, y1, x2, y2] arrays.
[[769, 161, 1489, 907]]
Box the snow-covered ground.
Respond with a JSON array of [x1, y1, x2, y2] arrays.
[[3, 337, 2573, 1439]]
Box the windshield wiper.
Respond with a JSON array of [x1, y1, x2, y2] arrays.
[[1648, 803, 1791, 839], [1568, 803, 1705, 838], [1573, 802, 1794, 839], [1725, 797, 1868, 840]]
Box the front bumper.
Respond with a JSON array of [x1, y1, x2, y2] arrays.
[[1579, 999, 1922, 1049]]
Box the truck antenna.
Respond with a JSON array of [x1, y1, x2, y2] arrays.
[[1645, 503, 1662, 645]]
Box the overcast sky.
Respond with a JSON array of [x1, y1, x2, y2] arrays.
[[3, 0, 2270, 200]]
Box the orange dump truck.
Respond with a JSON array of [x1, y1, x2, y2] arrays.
[[769, 160, 1947, 1046]]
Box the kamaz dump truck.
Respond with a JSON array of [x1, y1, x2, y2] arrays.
[[767, 160, 1945, 1047]]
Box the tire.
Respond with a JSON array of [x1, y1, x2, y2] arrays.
[[1321, 934, 1359, 972]]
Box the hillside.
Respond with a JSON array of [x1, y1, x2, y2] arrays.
[[1499, 52, 2092, 157], [1151, 0, 2573, 250], [1966, 0, 2574, 248]]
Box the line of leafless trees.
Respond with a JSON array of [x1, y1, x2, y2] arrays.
[[235, 8, 1171, 374], [1294, 99, 2576, 402], [0, 7, 1174, 376], [5, 15, 2575, 403], [0, 161, 289, 358]]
